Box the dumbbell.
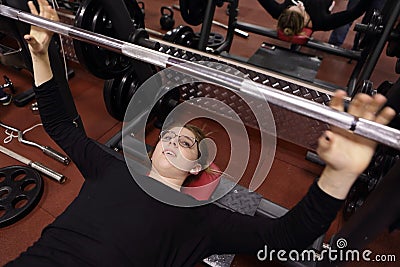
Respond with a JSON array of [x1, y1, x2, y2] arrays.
[[0, 75, 15, 94]]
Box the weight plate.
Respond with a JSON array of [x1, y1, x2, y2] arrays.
[[116, 69, 140, 120], [179, 0, 206, 26], [103, 78, 122, 121], [154, 87, 180, 127], [194, 32, 225, 49], [0, 165, 43, 227], [103, 68, 140, 121], [73, 0, 144, 79], [163, 25, 195, 48]]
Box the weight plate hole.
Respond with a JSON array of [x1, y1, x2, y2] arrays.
[[11, 170, 27, 182], [0, 187, 10, 200], [0, 173, 5, 183], [0, 206, 5, 218], [21, 180, 37, 192], [12, 196, 28, 209]]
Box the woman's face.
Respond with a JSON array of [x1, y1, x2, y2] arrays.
[[288, 5, 306, 16], [151, 127, 200, 178]]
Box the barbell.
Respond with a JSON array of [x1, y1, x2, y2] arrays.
[[0, 4, 399, 150]]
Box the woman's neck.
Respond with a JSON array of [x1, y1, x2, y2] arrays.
[[148, 169, 184, 191], [304, 11, 312, 28]]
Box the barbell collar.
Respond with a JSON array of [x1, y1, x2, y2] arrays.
[[1, 4, 399, 150]]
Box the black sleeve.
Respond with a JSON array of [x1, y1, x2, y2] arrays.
[[312, 0, 372, 31], [208, 182, 343, 254], [33, 78, 117, 180], [258, 0, 292, 19]]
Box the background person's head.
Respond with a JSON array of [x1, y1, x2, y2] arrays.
[[277, 5, 306, 36]]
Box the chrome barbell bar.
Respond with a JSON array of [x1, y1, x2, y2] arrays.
[[0, 4, 399, 150]]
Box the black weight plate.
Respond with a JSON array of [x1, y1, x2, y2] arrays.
[[0, 165, 43, 228], [179, 0, 206, 26], [154, 87, 180, 125], [116, 69, 140, 121], [194, 32, 225, 49], [103, 78, 123, 121], [103, 68, 141, 121], [73, 0, 144, 80], [207, 32, 225, 48], [163, 25, 195, 48]]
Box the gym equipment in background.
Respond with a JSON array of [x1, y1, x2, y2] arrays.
[[0, 75, 15, 94], [160, 6, 175, 31], [0, 165, 43, 228], [0, 145, 66, 184], [0, 121, 70, 165]]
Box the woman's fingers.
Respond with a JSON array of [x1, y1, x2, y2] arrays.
[[375, 106, 396, 125], [329, 90, 347, 112], [23, 34, 42, 52], [362, 94, 387, 121], [27, 1, 38, 16], [48, 5, 60, 22], [346, 93, 395, 125], [347, 93, 372, 118]]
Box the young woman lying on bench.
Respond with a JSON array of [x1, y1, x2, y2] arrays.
[[258, 0, 374, 43]]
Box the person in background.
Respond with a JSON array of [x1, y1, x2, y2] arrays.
[[258, 0, 373, 36], [328, 0, 387, 48]]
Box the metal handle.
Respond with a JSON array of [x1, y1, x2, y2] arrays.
[[30, 162, 67, 184], [42, 146, 70, 165], [212, 20, 249, 38]]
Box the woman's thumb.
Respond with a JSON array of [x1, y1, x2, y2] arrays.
[[24, 34, 37, 46], [317, 130, 334, 154]]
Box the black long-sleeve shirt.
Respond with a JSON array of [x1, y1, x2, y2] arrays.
[[6, 79, 343, 267], [258, 0, 372, 31]]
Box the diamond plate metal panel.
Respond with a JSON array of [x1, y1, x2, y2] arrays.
[[202, 178, 263, 267], [158, 44, 333, 150], [58, 12, 79, 62], [203, 255, 235, 267], [214, 178, 263, 216]]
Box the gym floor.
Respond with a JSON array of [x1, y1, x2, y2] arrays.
[[0, 0, 399, 266]]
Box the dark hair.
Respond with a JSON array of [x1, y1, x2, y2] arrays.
[[277, 8, 305, 36]]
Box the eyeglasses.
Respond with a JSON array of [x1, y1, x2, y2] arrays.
[[159, 130, 198, 148]]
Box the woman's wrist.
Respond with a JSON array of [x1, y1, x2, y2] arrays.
[[31, 51, 49, 61], [317, 166, 359, 200], [31, 52, 53, 86]]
